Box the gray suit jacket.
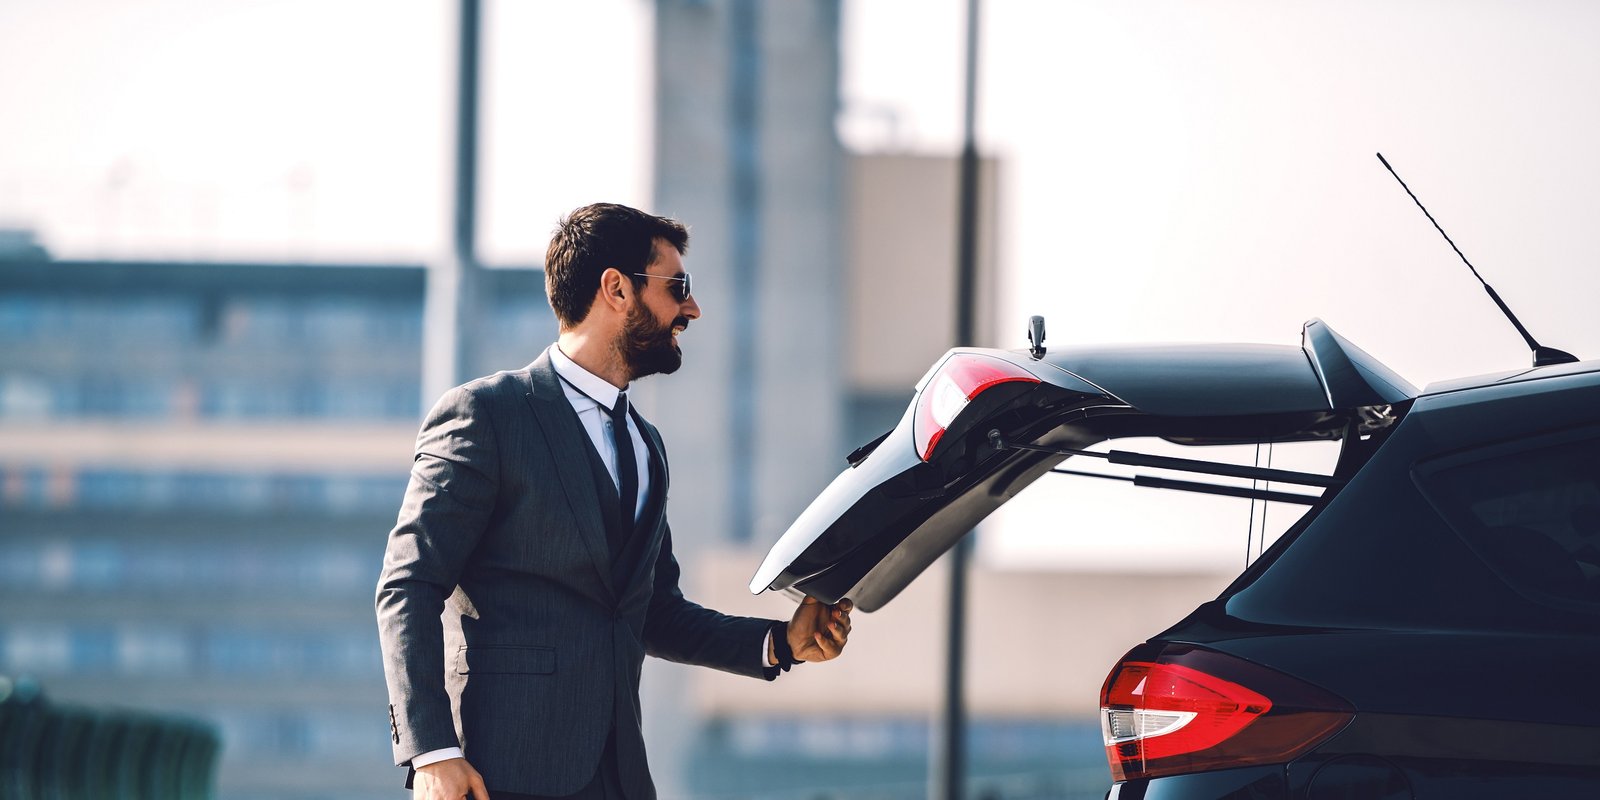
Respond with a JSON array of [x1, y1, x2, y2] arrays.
[[376, 351, 774, 798]]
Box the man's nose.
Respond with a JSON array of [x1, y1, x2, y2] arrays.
[[681, 293, 701, 320]]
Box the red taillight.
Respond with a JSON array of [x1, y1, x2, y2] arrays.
[[1100, 644, 1354, 782], [913, 353, 1040, 462], [1102, 661, 1272, 766]]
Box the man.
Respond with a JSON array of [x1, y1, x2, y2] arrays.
[[376, 202, 852, 800]]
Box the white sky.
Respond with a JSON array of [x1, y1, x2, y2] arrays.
[[837, 0, 1600, 571], [4, 0, 1599, 572], [0, 0, 653, 264], [843, 0, 1600, 375]]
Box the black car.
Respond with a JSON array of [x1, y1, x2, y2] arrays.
[[750, 318, 1600, 798]]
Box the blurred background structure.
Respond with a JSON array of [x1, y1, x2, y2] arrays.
[[7, 1, 1600, 798], [0, 255, 545, 796], [0, 674, 222, 798]]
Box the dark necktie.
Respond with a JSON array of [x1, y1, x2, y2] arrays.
[[608, 392, 638, 550]]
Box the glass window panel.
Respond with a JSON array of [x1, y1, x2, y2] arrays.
[[1, 626, 71, 673], [115, 627, 190, 675], [0, 373, 53, 417], [0, 295, 43, 339], [38, 539, 73, 588], [1420, 434, 1600, 610], [69, 627, 117, 671], [71, 540, 122, 588]]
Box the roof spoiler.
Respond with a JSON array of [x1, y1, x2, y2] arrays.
[[1302, 318, 1417, 408]]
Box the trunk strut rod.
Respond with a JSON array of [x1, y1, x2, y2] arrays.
[[987, 430, 1346, 489], [1050, 468, 1322, 506]]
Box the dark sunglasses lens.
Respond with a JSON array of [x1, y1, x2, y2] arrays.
[[678, 274, 691, 301]]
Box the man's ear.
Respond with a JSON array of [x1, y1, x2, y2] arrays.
[[598, 268, 631, 313]]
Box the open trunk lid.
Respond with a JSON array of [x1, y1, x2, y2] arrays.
[[750, 319, 1414, 612]]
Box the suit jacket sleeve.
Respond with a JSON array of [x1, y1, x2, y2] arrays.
[[375, 384, 500, 765], [641, 523, 776, 679]]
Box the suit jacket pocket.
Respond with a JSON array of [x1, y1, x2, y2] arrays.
[[455, 645, 556, 675]]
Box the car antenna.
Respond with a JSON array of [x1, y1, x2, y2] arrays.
[[1376, 152, 1578, 367]]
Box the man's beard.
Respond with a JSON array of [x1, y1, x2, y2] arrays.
[[620, 302, 687, 381]]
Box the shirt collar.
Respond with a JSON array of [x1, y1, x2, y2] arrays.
[[549, 343, 626, 410]]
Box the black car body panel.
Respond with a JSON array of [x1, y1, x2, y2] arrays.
[[1105, 765, 1287, 799], [1126, 366, 1600, 795]]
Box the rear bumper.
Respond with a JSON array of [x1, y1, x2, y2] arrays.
[[1107, 765, 1285, 800]]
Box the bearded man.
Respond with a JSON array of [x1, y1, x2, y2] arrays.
[[376, 203, 852, 800]]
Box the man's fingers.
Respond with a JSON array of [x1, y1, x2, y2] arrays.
[[814, 631, 843, 659], [814, 632, 836, 658], [827, 603, 851, 642], [469, 773, 491, 800]]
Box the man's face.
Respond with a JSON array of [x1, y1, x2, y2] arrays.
[[619, 239, 699, 381]]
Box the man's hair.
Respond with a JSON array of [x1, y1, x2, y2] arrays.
[[545, 203, 689, 328]]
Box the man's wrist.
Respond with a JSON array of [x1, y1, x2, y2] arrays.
[[412, 747, 464, 769], [773, 621, 800, 668]]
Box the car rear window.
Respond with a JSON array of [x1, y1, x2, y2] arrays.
[[1415, 432, 1600, 613]]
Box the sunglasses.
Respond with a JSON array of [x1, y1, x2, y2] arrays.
[[631, 272, 693, 302]]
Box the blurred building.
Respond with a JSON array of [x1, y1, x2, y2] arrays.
[[644, 2, 1206, 798], [650, 0, 849, 551], [0, 3, 1242, 799], [840, 151, 1004, 446], [646, 1, 847, 792], [0, 254, 551, 799]]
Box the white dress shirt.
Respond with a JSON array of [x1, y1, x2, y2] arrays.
[[549, 344, 652, 522]]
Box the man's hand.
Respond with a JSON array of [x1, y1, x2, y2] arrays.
[[415, 757, 490, 800], [787, 596, 853, 662]]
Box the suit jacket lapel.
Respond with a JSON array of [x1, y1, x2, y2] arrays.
[[522, 352, 617, 601]]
